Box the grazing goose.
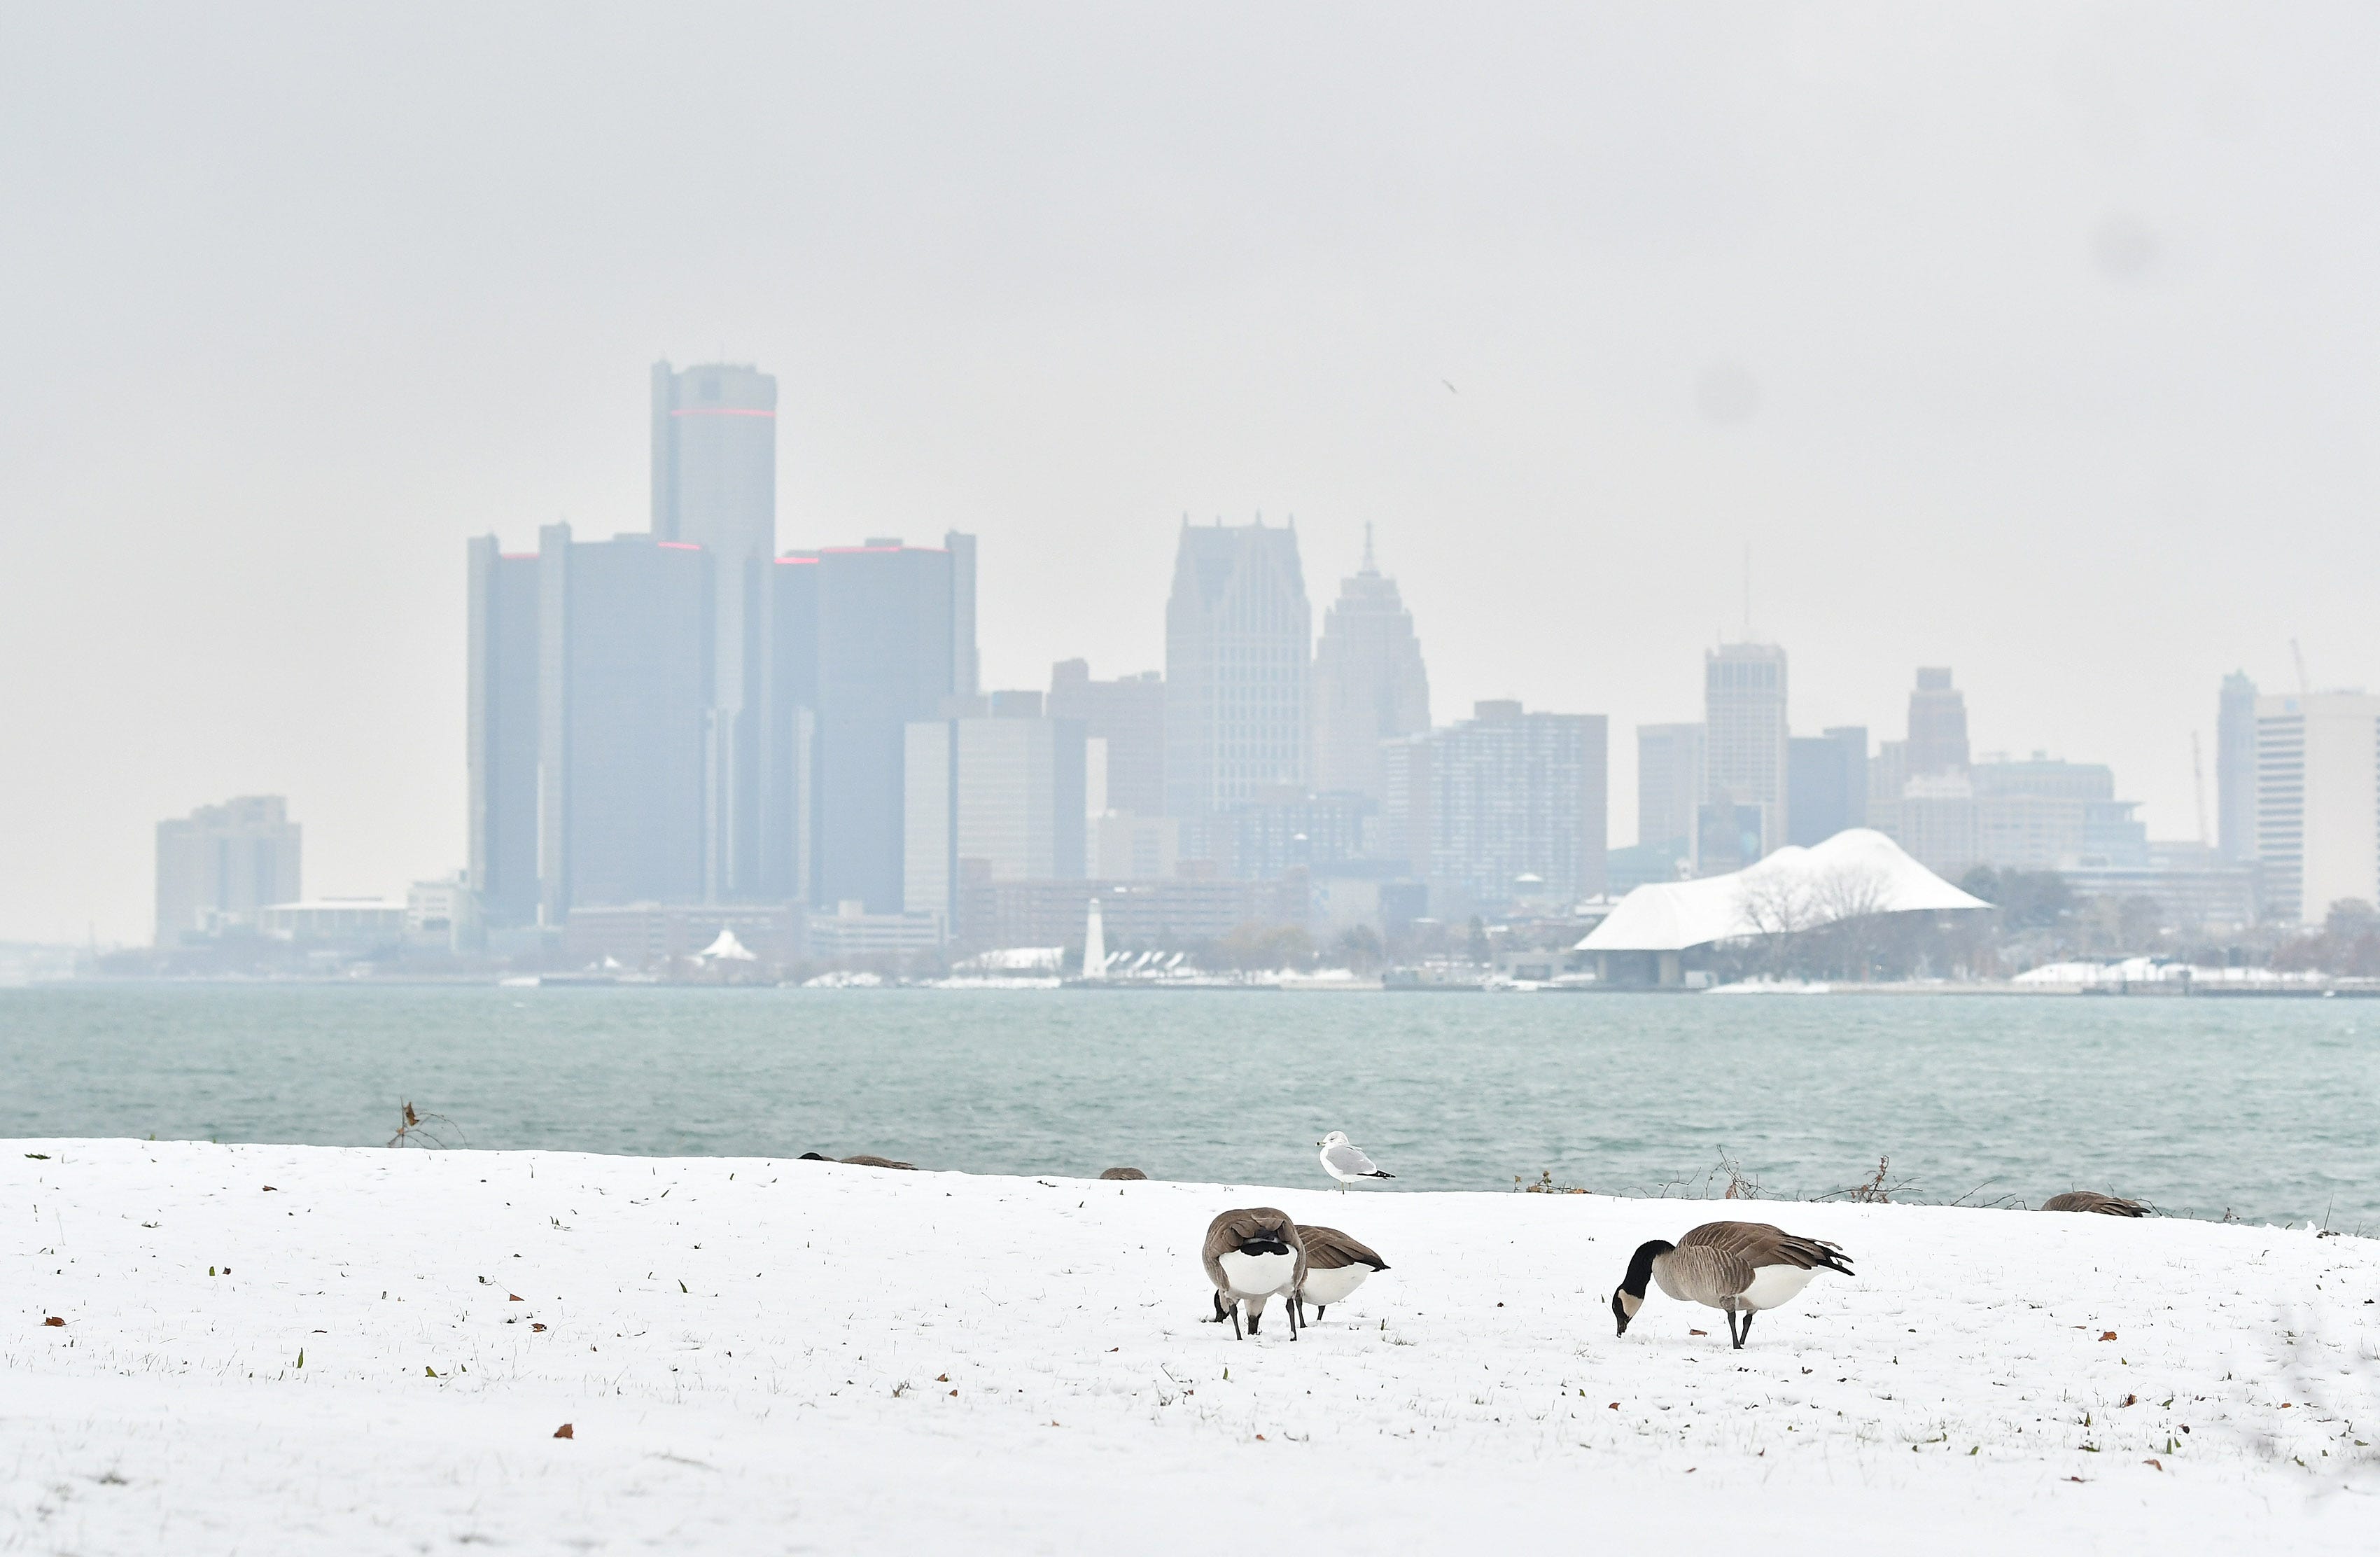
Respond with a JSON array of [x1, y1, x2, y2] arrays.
[[1099, 1167, 1149, 1181], [2040, 1190, 2149, 1216], [1613, 1220, 1853, 1349], [1318, 1131, 1395, 1192], [1201, 1208, 1307, 1339], [1293, 1224, 1388, 1323]]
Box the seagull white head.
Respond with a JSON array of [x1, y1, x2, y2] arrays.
[[1319, 1130, 1350, 1150]]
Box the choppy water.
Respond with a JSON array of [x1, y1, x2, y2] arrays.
[[4, 984, 2374, 1228]]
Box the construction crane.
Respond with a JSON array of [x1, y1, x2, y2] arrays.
[[2191, 732, 2209, 847], [2291, 638, 2312, 694]]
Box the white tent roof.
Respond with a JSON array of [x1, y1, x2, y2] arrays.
[[697, 928, 758, 961], [1576, 828, 1989, 953]]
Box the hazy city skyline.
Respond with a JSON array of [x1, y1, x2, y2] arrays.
[[7, 4, 2380, 942]]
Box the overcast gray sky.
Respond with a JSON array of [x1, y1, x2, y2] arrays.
[[4, 4, 2376, 944]]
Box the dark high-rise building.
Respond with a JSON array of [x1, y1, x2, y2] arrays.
[[1787, 726, 1868, 847], [536, 524, 710, 922], [1048, 660, 1166, 818], [2217, 671, 2258, 864], [1905, 668, 1970, 777], [651, 361, 777, 899], [466, 538, 541, 926], [796, 536, 977, 912], [1704, 643, 1788, 858], [155, 796, 301, 944], [1165, 519, 1310, 817], [1309, 526, 1430, 802]]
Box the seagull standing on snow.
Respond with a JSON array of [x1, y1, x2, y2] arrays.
[[1317, 1131, 1394, 1192]]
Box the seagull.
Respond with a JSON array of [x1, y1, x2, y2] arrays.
[[1317, 1131, 1394, 1192], [1612, 1220, 1853, 1349]]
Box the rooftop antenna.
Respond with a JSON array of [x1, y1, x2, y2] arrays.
[[1742, 542, 1752, 639], [1362, 521, 1377, 573], [2191, 732, 2209, 847], [2290, 638, 2311, 694]]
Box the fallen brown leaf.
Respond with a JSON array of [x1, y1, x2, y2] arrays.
[[508, 1294, 524, 1302], [262, 1186, 278, 1192], [2120, 1394, 2137, 1407], [2099, 1331, 2118, 1341], [554, 1423, 574, 1439], [2143, 1458, 2162, 1471], [936, 1374, 949, 1382], [1689, 1329, 1707, 1336], [1607, 1402, 1620, 1411], [43, 1317, 65, 1327], [531, 1323, 547, 1332]]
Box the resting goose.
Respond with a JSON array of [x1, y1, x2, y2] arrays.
[[2040, 1190, 2149, 1216], [1293, 1224, 1388, 1323], [1613, 1220, 1853, 1348], [1201, 1208, 1306, 1339]]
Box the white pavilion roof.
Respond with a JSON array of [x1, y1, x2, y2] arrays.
[[1576, 828, 1990, 953]]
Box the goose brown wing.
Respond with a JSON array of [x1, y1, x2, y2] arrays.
[[1681, 1220, 1854, 1276], [1654, 1243, 1756, 1305], [1294, 1224, 1388, 1271]]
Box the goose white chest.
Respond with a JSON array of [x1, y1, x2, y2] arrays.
[[1217, 1248, 1297, 1296]]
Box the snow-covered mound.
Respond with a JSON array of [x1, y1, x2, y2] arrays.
[[6, 1141, 2374, 1553], [1581, 828, 1990, 952]]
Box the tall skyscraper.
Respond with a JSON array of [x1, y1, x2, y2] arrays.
[[1406, 700, 1607, 906], [466, 538, 540, 926], [1164, 519, 1311, 817], [2217, 671, 2259, 863], [1786, 726, 1868, 846], [1048, 660, 1166, 818], [1636, 723, 1705, 854], [651, 361, 778, 899], [536, 524, 710, 923], [2255, 691, 2380, 924], [155, 796, 301, 945], [1905, 668, 1970, 777], [903, 706, 1088, 928], [1703, 642, 1788, 857], [1308, 526, 1429, 802], [802, 537, 977, 912]]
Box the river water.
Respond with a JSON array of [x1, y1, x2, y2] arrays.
[[4, 984, 2374, 1228]]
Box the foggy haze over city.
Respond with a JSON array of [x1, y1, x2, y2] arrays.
[[6, 4, 2379, 943]]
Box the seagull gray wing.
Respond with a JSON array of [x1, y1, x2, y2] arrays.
[[1324, 1141, 1380, 1177]]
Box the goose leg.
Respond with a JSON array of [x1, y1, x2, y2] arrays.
[[1317, 1305, 1328, 1321], [1288, 1295, 1300, 1341], [1229, 1301, 1242, 1340], [1739, 1310, 1756, 1347]]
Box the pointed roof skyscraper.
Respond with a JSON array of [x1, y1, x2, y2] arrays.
[[1310, 528, 1431, 802]]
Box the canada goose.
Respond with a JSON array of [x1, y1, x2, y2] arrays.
[[1293, 1224, 1387, 1323], [1202, 1208, 1306, 1339], [1099, 1167, 1149, 1181], [1612, 1220, 1853, 1348], [2040, 1191, 2149, 1216], [1318, 1131, 1394, 1191]]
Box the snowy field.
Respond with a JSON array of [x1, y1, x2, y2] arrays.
[[6, 1140, 2377, 1553]]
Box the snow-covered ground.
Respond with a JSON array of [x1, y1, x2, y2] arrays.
[[6, 1140, 2376, 1553]]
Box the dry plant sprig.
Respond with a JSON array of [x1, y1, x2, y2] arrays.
[[1814, 1154, 1916, 1204], [388, 1101, 465, 1150]]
